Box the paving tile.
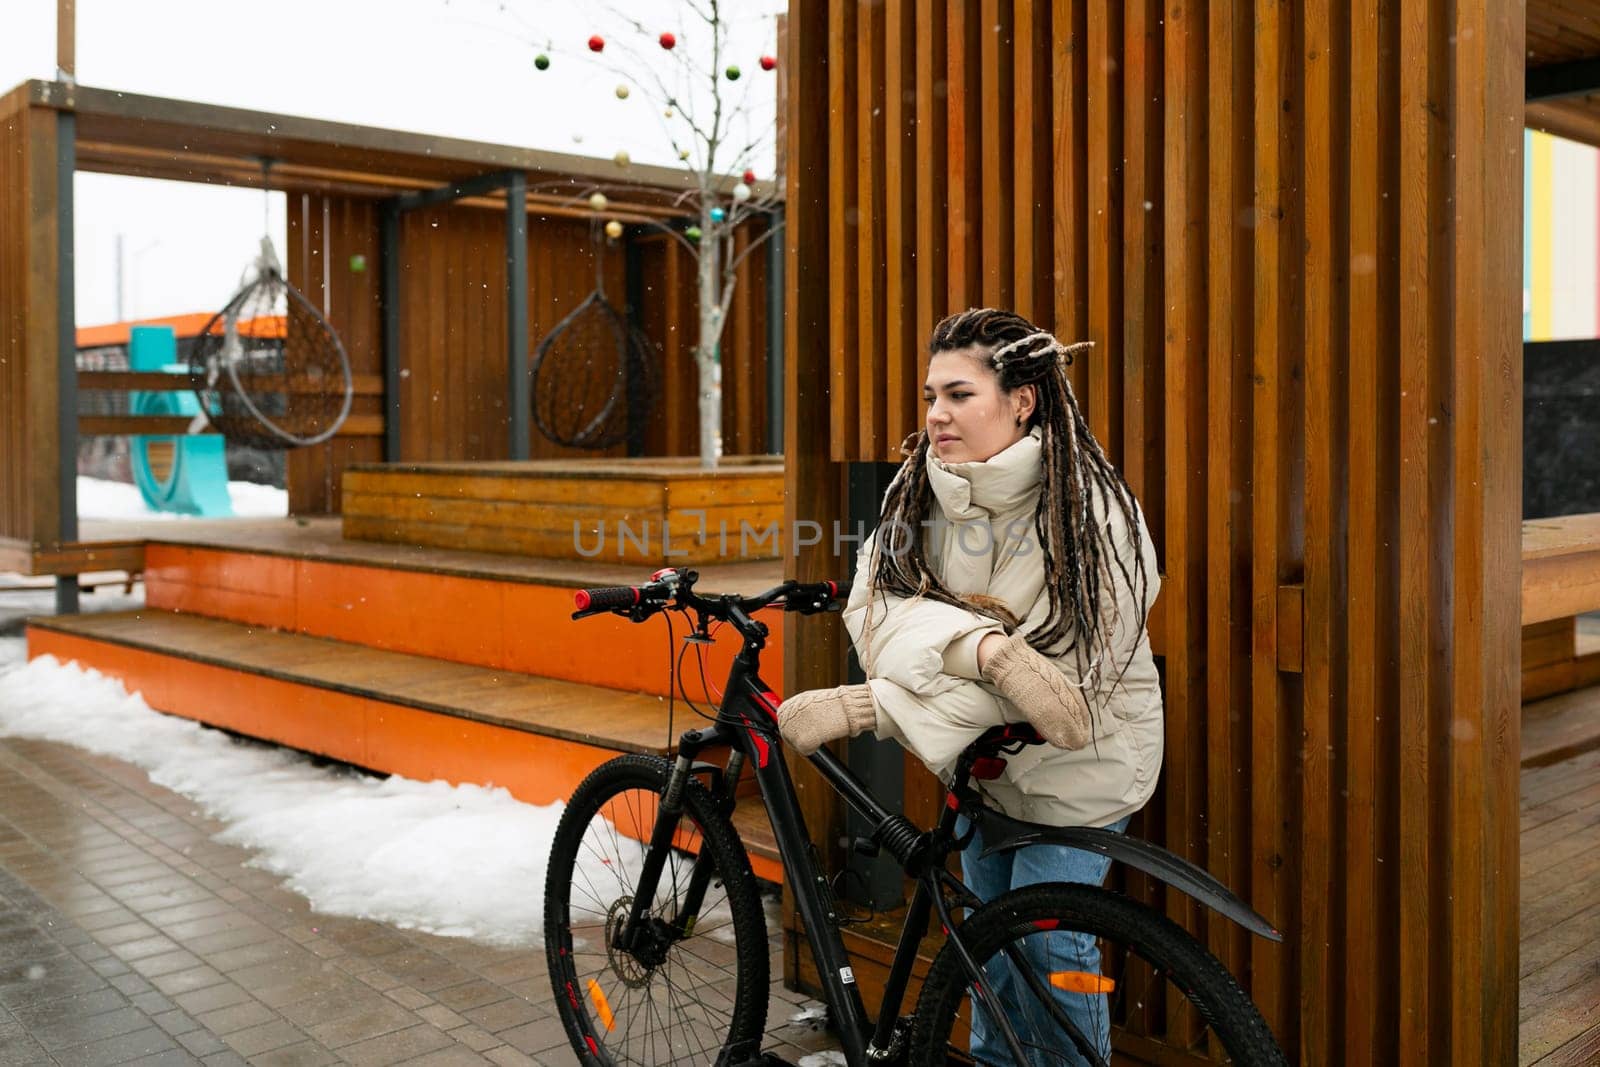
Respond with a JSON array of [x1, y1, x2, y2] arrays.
[[8, 986, 129, 1028], [173, 984, 255, 1019], [337, 1022, 456, 1066], [193, 998, 278, 1035], [150, 965, 228, 997], [129, 989, 175, 1015], [56, 1026, 178, 1067], [150, 1008, 201, 1037], [483, 1046, 540, 1067], [494, 1015, 570, 1057], [222, 1018, 309, 1058], [304, 998, 420, 1048], [463, 996, 545, 1034], [403, 1044, 498, 1066], [175, 1028, 229, 1057], [131, 949, 204, 979], [450, 1025, 503, 1052], [121, 1048, 207, 1066], [417, 1002, 470, 1030], [244, 1041, 341, 1067], [27, 1004, 151, 1050]]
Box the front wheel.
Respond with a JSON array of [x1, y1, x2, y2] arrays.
[[908, 882, 1287, 1066], [544, 755, 770, 1066]]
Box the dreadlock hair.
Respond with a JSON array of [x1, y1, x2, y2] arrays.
[[869, 307, 1152, 692]]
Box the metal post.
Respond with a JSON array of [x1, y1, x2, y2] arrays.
[[506, 174, 529, 460], [55, 112, 78, 614], [765, 207, 785, 456], [380, 204, 401, 462]]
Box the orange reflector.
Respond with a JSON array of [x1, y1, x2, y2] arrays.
[[1049, 971, 1115, 995], [587, 979, 617, 1031]]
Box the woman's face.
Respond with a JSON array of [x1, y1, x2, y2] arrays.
[[923, 347, 1035, 464]]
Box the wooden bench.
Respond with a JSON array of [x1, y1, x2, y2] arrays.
[[1522, 513, 1600, 703]]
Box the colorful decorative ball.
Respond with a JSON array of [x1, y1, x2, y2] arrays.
[[742, 169, 757, 185], [685, 226, 702, 241], [348, 254, 367, 273], [613, 150, 631, 168], [725, 65, 741, 81], [732, 183, 751, 203], [534, 53, 550, 70], [588, 35, 605, 52], [659, 32, 676, 49], [615, 84, 630, 99], [588, 192, 608, 211], [679, 148, 691, 161], [664, 107, 674, 118], [605, 220, 625, 239], [760, 55, 777, 71], [709, 206, 726, 223]]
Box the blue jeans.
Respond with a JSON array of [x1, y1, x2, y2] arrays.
[[958, 814, 1131, 1066]]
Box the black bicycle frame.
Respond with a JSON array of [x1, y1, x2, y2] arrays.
[[610, 595, 1283, 1067]]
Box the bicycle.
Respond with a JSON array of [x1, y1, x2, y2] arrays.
[[543, 566, 1288, 1066]]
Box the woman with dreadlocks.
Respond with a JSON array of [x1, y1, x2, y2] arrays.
[[776, 307, 1163, 1065]]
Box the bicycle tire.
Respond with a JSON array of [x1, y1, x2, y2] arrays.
[[544, 755, 769, 1066], [908, 882, 1287, 1066]]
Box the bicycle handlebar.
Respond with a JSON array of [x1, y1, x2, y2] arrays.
[[570, 567, 850, 628]]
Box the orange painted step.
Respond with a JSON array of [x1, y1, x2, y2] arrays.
[[141, 543, 787, 702], [26, 611, 783, 883]]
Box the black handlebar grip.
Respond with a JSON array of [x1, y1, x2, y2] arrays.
[[574, 586, 642, 612]]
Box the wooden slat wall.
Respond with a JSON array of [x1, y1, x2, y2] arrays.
[[784, 1, 1524, 1062], [285, 194, 384, 515], [285, 200, 772, 513]]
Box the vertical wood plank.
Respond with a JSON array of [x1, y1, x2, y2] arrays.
[[829, 0, 861, 462], [24, 106, 60, 547], [914, 0, 949, 396], [1250, 0, 1291, 1045], [1085, 2, 1123, 457], [1395, 0, 1441, 1058], [1012, 0, 1052, 325], [1300, 0, 1344, 1060], [1052, 0, 1088, 396], [947, 0, 983, 309], [884, 0, 919, 456], [1345, 0, 1381, 1061], [979, 0, 1014, 308], [1161, 0, 1207, 1042], [1120, 0, 1162, 531], [1448, 1, 1522, 1062], [858, 0, 888, 459]]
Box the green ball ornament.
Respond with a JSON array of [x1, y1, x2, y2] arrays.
[[534, 53, 550, 70], [348, 254, 367, 273], [725, 65, 741, 81], [685, 226, 702, 241]]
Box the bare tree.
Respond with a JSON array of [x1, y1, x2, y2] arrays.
[[459, 0, 784, 468]]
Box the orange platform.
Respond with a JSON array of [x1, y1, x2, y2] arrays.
[[26, 525, 797, 884]]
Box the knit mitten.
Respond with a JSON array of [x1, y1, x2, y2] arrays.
[[979, 633, 1092, 750], [776, 684, 877, 756]]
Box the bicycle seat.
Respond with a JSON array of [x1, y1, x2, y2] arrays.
[[970, 723, 1046, 757]]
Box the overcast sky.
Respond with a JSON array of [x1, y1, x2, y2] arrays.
[[1, 0, 782, 325]]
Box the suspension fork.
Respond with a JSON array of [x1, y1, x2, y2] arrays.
[[615, 717, 747, 951]]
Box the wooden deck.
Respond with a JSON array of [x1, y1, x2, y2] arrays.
[[1520, 683, 1600, 1065]]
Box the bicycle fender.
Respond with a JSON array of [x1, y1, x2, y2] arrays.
[[973, 808, 1284, 943]]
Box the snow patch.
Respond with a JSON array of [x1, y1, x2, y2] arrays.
[[797, 1054, 847, 1066], [77, 476, 287, 520], [0, 655, 566, 945]]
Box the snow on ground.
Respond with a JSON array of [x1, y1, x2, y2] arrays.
[[0, 655, 568, 945], [797, 1054, 848, 1066], [77, 475, 287, 520]]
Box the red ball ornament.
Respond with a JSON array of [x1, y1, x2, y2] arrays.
[[588, 35, 605, 52], [742, 169, 757, 185], [658, 32, 676, 50], [760, 54, 777, 71]]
